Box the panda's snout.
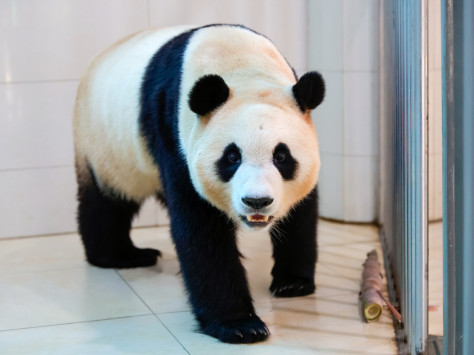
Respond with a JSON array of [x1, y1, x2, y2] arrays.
[[241, 196, 274, 210]]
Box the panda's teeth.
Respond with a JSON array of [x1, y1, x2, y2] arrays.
[[247, 214, 269, 223]]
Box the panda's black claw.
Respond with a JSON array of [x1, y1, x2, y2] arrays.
[[200, 314, 269, 344], [270, 277, 315, 298]]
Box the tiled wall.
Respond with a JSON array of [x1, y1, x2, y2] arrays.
[[428, 0, 443, 221], [0, 0, 308, 238], [308, 0, 443, 222], [308, 0, 380, 222]]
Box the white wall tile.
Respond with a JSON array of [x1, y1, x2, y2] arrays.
[[148, 0, 188, 28], [318, 153, 344, 220], [432, 69, 442, 154], [428, 70, 436, 155], [150, 0, 308, 73], [343, 156, 377, 222], [157, 205, 170, 225], [428, 0, 442, 223], [0, 81, 77, 170], [312, 71, 343, 155], [0, 167, 77, 239], [257, 0, 308, 72], [133, 197, 158, 227], [343, 72, 379, 156], [133, 198, 168, 227], [428, 0, 442, 70], [428, 153, 436, 220], [433, 153, 443, 220], [309, 1, 380, 222], [308, 0, 343, 71], [0, 0, 148, 83], [0, 166, 160, 238], [342, 0, 379, 72]]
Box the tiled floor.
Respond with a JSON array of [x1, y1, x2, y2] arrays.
[[0, 220, 397, 354], [428, 221, 443, 336]]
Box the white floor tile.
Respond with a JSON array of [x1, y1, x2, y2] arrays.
[[0, 233, 85, 274], [0, 267, 150, 331], [159, 302, 396, 355], [129, 226, 177, 260], [118, 259, 191, 314], [0, 220, 396, 353], [0, 315, 187, 355]]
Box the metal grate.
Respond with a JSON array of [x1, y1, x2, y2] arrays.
[[443, 0, 474, 353], [380, 0, 429, 353]]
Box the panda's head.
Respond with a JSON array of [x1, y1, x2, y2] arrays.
[[186, 72, 325, 230]]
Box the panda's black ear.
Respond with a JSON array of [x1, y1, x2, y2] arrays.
[[188, 74, 230, 116], [292, 71, 325, 112]]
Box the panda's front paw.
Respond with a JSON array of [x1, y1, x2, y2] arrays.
[[270, 277, 315, 298], [201, 314, 270, 344], [88, 247, 161, 269]]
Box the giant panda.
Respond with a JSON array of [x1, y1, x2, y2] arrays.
[[73, 24, 325, 344]]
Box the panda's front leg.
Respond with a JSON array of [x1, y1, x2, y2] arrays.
[[270, 187, 318, 297], [168, 192, 270, 343]]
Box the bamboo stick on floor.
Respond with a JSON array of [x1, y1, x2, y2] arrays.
[[360, 250, 384, 322]]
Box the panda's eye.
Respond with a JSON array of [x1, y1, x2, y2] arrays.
[[216, 143, 242, 182], [227, 151, 241, 164], [273, 151, 286, 163], [272, 143, 298, 181]]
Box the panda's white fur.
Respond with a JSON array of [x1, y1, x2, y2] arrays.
[[74, 26, 192, 200], [74, 25, 320, 229]]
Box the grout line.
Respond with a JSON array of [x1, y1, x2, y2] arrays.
[[0, 313, 151, 333], [0, 165, 74, 173], [320, 151, 379, 158], [0, 230, 79, 241], [0, 224, 169, 241], [115, 269, 190, 354], [310, 69, 379, 74], [0, 79, 79, 85]]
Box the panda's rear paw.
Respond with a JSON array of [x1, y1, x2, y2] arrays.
[[201, 314, 270, 344], [88, 247, 161, 269], [270, 277, 315, 298]]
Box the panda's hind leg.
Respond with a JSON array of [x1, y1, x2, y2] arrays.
[[269, 187, 318, 297], [76, 166, 160, 268]]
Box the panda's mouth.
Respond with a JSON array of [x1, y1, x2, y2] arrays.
[[240, 214, 274, 228]]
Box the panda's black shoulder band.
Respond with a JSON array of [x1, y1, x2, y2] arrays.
[[188, 74, 229, 116], [292, 71, 325, 112]]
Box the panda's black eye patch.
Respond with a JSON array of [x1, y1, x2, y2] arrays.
[[216, 143, 242, 182], [273, 143, 298, 180]]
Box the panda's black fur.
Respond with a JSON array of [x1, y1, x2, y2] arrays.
[[75, 24, 324, 344]]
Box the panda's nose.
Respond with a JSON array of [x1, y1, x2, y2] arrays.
[[241, 197, 274, 210]]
